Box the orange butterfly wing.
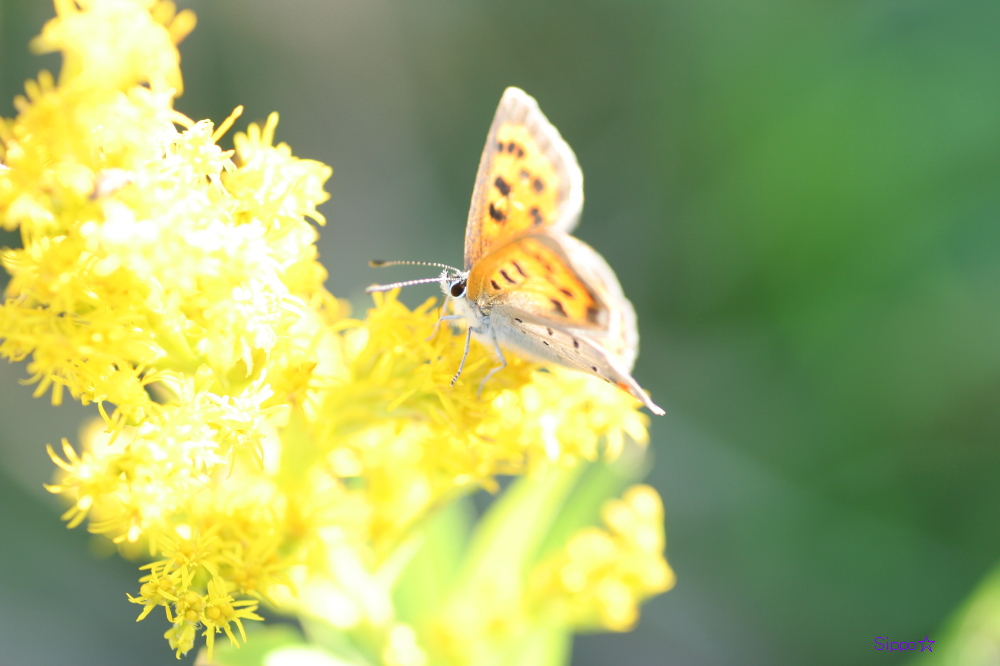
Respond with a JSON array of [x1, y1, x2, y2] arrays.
[[457, 88, 661, 414], [465, 231, 661, 413], [463, 87, 583, 270], [466, 234, 608, 329], [466, 233, 606, 329]]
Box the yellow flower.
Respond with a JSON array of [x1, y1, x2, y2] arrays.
[[529, 485, 675, 632], [32, 0, 195, 95], [200, 577, 265, 661], [1, 0, 670, 662]]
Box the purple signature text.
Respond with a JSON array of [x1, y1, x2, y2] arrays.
[[874, 635, 934, 652]]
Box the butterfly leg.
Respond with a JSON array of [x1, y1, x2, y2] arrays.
[[477, 333, 507, 397], [451, 325, 477, 386], [427, 314, 464, 342]]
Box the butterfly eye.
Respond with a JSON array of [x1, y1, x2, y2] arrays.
[[450, 280, 467, 298]]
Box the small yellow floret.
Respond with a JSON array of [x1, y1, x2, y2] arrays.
[[529, 484, 675, 632]]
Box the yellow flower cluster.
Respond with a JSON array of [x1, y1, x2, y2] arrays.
[[419, 470, 675, 666], [0, 1, 670, 663], [530, 485, 675, 631]]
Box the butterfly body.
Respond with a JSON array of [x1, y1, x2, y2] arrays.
[[372, 87, 663, 415]]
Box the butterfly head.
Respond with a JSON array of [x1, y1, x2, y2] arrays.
[[444, 274, 468, 299]]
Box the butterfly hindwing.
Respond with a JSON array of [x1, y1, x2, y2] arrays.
[[491, 311, 663, 415], [463, 87, 584, 270], [550, 232, 639, 371]]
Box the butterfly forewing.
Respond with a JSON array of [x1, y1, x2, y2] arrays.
[[466, 233, 607, 329], [463, 87, 584, 270]]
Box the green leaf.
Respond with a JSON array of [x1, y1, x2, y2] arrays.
[[500, 625, 571, 666], [206, 624, 305, 666], [261, 645, 364, 666], [911, 561, 1000, 666], [534, 449, 650, 563], [298, 617, 377, 666], [393, 495, 475, 625], [453, 462, 586, 599]]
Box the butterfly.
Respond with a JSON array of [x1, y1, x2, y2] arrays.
[[368, 87, 664, 415]]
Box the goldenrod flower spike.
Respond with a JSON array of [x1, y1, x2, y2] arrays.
[[1, 0, 670, 662], [529, 484, 676, 632]]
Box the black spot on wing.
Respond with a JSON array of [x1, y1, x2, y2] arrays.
[[500, 269, 515, 283], [514, 318, 523, 323], [494, 176, 511, 197], [490, 279, 500, 290], [546, 327, 553, 336], [559, 287, 574, 298], [533, 177, 544, 193], [496, 141, 504, 151], [530, 207, 543, 226], [543, 341, 550, 346], [534, 253, 554, 272], [551, 299, 568, 317], [586, 306, 601, 324], [520, 169, 531, 180], [489, 202, 506, 223], [512, 261, 527, 277], [573, 339, 580, 349]]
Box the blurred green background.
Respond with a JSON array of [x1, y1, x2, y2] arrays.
[[3, 0, 1000, 664]]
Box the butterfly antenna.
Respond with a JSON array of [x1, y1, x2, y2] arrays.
[[369, 259, 462, 273], [365, 276, 449, 293]]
